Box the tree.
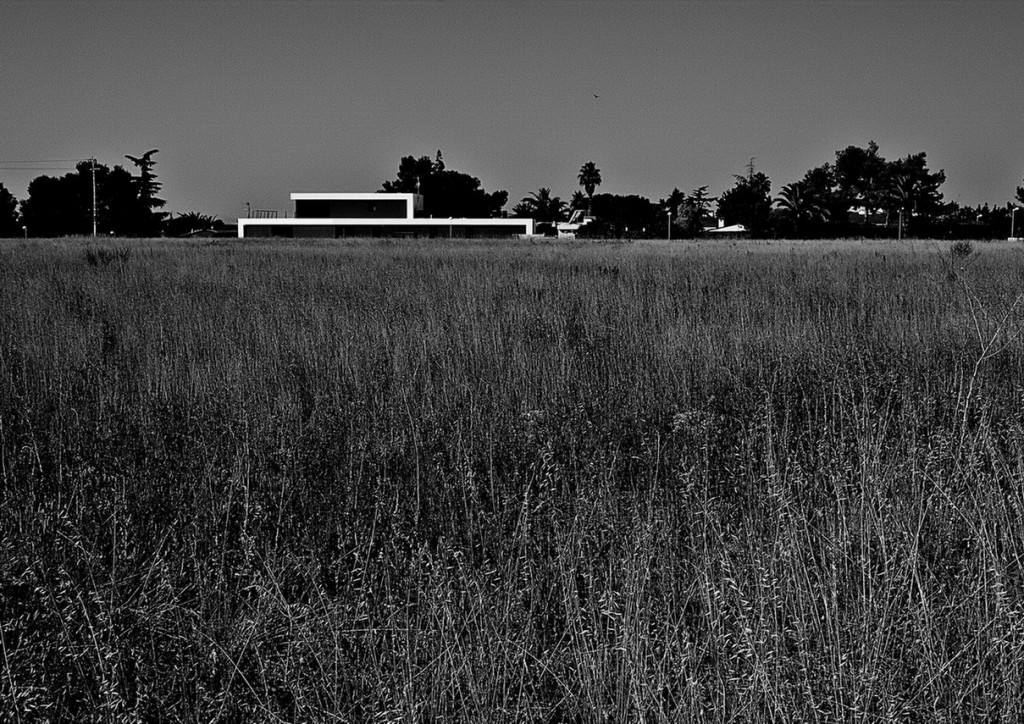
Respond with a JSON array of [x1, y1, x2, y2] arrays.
[[658, 187, 686, 237], [668, 186, 716, 238], [583, 193, 657, 238], [774, 180, 826, 237], [717, 171, 772, 236], [660, 187, 686, 217], [962, 203, 1013, 239], [883, 152, 945, 222], [798, 163, 847, 226], [97, 164, 144, 235], [512, 188, 567, 223], [1014, 177, 1023, 206], [20, 166, 91, 236], [125, 149, 167, 236], [165, 211, 224, 237], [382, 150, 508, 218], [777, 143, 947, 238], [569, 190, 588, 211], [20, 161, 146, 237], [383, 152, 438, 196], [578, 161, 602, 215], [886, 173, 915, 236], [834, 141, 887, 219], [0, 183, 20, 237]]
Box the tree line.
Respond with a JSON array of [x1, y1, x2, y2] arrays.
[[513, 142, 1023, 239], [0, 151, 227, 238], [3, 143, 1023, 238]]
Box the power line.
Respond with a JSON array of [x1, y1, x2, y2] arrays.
[[0, 158, 90, 171], [0, 159, 89, 164]]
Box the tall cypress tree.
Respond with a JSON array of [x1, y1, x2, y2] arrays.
[[125, 149, 167, 236]]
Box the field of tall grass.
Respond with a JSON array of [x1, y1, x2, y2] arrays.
[[3, 236, 1024, 721]]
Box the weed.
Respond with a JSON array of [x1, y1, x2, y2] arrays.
[[83, 246, 131, 267], [951, 239, 973, 260], [2, 237, 1024, 720]]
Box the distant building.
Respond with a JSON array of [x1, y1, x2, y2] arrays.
[[555, 209, 596, 239], [703, 218, 750, 238], [238, 192, 534, 239], [846, 206, 888, 226]]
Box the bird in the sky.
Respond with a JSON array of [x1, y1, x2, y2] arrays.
[[593, 94, 600, 99]]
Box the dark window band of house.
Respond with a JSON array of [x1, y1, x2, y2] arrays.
[[295, 199, 408, 219]]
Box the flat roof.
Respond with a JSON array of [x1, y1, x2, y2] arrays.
[[289, 192, 415, 201]]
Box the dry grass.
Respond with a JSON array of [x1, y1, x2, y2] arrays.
[[3, 236, 1024, 720]]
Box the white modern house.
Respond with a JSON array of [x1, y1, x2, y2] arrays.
[[238, 192, 534, 239]]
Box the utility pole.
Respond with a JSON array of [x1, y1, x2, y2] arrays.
[[90, 157, 97, 237]]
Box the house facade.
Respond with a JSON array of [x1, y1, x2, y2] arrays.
[[238, 192, 534, 239]]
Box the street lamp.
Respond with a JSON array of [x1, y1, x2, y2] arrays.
[[90, 157, 97, 238], [1011, 207, 1020, 241], [667, 210, 672, 241]]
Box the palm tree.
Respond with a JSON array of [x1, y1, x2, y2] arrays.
[[886, 173, 920, 238], [512, 188, 567, 223], [569, 191, 588, 211], [775, 181, 826, 237], [165, 211, 221, 237], [578, 162, 602, 216]]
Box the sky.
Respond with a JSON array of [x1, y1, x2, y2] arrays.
[[2, 0, 1022, 221]]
